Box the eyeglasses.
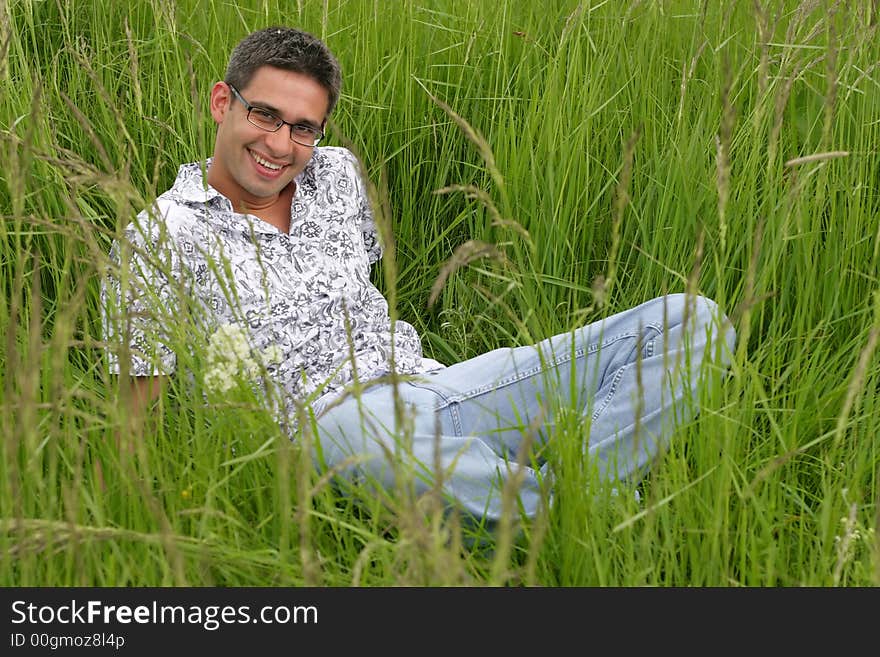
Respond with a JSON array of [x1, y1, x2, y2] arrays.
[[228, 85, 324, 147]]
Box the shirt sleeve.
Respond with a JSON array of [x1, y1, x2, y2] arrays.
[[344, 149, 383, 266], [101, 205, 181, 377]]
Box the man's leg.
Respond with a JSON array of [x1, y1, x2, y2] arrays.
[[313, 378, 548, 522], [573, 293, 736, 480], [314, 293, 735, 521]]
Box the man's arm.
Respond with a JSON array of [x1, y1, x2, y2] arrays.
[[113, 376, 167, 448], [102, 211, 179, 423], [128, 375, 167, 420]]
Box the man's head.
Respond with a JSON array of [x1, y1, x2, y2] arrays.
[[224, 26, 341, 118], [206, 27, 342, 214]]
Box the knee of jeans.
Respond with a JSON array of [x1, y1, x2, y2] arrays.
[[657, 292, 710, 322], [687, 294, 737, 356], [653, 293, 731, 342]]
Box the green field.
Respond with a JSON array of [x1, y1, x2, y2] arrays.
[[1, 0, 878, 586]]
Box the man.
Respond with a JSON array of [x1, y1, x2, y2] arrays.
[[102, 26, 735, 527]]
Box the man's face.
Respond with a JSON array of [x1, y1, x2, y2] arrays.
[[208, 65, 330, 207]]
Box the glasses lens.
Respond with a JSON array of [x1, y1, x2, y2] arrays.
[[291, 126, 321, 146], [248, 108, 282, 131]]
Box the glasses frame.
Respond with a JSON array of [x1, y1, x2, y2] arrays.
[[228, 84, 324, 147]]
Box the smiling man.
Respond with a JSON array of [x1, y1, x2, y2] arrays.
[[206, 64, 330, 232], [102, 26, 735, 531], [103, 25, 444, 466]]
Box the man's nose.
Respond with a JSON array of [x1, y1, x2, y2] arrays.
[[264, 126, 296, 156]]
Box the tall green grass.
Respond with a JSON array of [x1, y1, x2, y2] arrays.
[[1, 0, 878, 585]]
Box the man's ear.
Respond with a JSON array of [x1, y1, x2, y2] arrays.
[[209, 82, 231, 124]]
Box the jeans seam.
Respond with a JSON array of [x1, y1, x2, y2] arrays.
[[427, 329, 645, 408], [592, 327, 661, 421], [592, 365, 627, 421], [448, 400, 462, 435]]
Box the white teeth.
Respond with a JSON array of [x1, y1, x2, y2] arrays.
[[250, 151, 282, 170]]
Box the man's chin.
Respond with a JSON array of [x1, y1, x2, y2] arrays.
[[244, 177, 293, 199]]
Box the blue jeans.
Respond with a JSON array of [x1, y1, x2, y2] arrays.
[[313, 294, 735, 522]]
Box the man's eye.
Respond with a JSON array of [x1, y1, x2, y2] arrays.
[[292, 124, 317, 136], [253, 109, 277, 122]]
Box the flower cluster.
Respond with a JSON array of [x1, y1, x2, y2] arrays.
[[203, 323, 283, 394], [833, 514, 874, 562]]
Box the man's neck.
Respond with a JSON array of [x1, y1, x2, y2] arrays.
[[206, 166, 295, 233], [238, 182, 296, 233]]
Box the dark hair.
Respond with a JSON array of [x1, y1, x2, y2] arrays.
[[224, 26, 342, 116]]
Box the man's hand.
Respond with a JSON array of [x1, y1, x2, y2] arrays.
[[115, 376, 167, 452], [130, 375, 165, 414]]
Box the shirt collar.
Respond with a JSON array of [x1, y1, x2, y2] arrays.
[[169, 157, 316, 234], [171, 159, 226, 205]]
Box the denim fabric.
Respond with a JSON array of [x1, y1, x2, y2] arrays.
[[314, 294, 736, 522]]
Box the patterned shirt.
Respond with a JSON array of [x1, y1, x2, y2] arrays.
[[102, 146, 443, 416]]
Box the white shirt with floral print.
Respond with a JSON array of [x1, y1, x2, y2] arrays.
[[102, 146, 443, 416]]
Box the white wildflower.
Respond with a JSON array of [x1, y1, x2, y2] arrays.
[[207, 323, 253, 364], [831, 502, 871, 585], [204, 361, 237, 394], [203, 323, 278, 394]]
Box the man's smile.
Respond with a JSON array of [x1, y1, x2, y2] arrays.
[[248, 148, 288, 172]]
